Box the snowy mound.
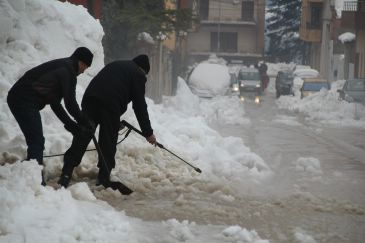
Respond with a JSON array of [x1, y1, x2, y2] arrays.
[[293, 68, 319, 78], [0, 161, 134, 242], [189, 62, 230, 96], [0, 0, 104, 163], [276, 80, 365, 127]]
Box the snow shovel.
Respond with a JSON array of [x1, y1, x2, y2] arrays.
[[120, 120, 202, 173], [91, 135, 133, 195]]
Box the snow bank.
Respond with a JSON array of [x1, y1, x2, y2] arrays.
[[0, 0, 104, 162], [276, 80, 365, 127], [0, 161, 133, 243], [188, 58, 230, 96], [293, 68, 319, 78]]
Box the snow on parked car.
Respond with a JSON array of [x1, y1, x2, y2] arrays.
[[188, 57, 230, 98]]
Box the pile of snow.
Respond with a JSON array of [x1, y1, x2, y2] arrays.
[[293, 157, 323, 175], [266, 62, 296, 77], [188, 56, 230, 97], [0, 161, 134, 243], [338, 32, 356, 43], [276, 80, 365, 127], [0, 0, 104, 88], [293, 68, 319, 79]]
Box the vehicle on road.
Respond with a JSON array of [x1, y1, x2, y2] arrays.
[[337, 78, 365, 104], [238, 68, 262, 95], [275, 70, 294, 98], [229, 72, 239, 94], [300, 77, 330, 99]]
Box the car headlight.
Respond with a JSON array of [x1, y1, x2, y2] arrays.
[[256, 84, 261, 88], [232, 84, 239, 91]]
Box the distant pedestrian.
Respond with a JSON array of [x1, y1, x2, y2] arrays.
[[58, 54, 156, 195], [7, 47, 94, 185], [258, 62, 269, 90]]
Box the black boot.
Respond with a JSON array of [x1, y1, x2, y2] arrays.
[[36, 158, 46, 186], [97, 170, 133, 195], [57, 165, 74, 188], [99, 179, 133, 195], [57, 174, 71, 188], [41, 169, 46, 186]]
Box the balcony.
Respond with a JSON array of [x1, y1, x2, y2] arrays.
[[200, 19, 256, 26]]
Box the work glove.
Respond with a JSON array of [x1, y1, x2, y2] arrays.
[[64, 121, 80, 136], [79, 112, 96, 131], [146, 134, 156, 145], [64, 120, 94, 137]]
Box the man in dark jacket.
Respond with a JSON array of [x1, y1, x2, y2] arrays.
[[58, 54, 156, 195], [7, 47, 94, 185]]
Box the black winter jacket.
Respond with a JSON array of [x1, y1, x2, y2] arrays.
[[82, 60, 153, 137], [7, 57, 83, 125]]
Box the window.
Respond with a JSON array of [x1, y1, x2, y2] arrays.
[[200, 0, 209, 20], [309, 2, 322, 29], [210, 32, 238, 53], [242, 1, 254, 21]]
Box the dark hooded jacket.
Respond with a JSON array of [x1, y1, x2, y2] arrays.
[[82, 60, 153, 137], [8, 57, 83, 125]]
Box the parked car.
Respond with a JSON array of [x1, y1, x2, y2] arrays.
[[237, 68, 262, 95], [293, 68, 319, 78], [300, 77, 330, 99], [337, 78, 365, 104], [275, 70, 294, 98], [229, 72, 239, 94]]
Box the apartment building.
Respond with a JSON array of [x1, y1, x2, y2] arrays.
[[299, 0, 365, 79], [186, 0, 266, 65], [342, 1, 365, 78]]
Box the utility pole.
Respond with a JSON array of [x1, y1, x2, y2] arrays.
[[319, 0, 333, 80], [217, 0, 221, 52]]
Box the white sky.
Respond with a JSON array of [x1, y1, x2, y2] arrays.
[[1, 1, 364, 243]]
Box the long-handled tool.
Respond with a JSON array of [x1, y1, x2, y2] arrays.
[[120, 120, 202, 173], [92, 135, 133, 195]]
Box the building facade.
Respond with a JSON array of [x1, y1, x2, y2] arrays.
[[300, 0, 364, 79], [186, 0, 265, 65]]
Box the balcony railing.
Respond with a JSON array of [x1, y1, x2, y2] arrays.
[[343, 1, 357, 11]]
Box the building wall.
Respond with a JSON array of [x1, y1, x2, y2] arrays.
[[237, 27, 257, 52], [186, 0, 265, 64], [309, 42, 321, 71], [188, 25, 256, 53], [209, 1, 248, 21], [356, 30, 365, 78]]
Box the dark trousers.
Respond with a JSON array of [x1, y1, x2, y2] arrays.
[[7, 94, 44, 164], [62, 98, 120, 180]]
